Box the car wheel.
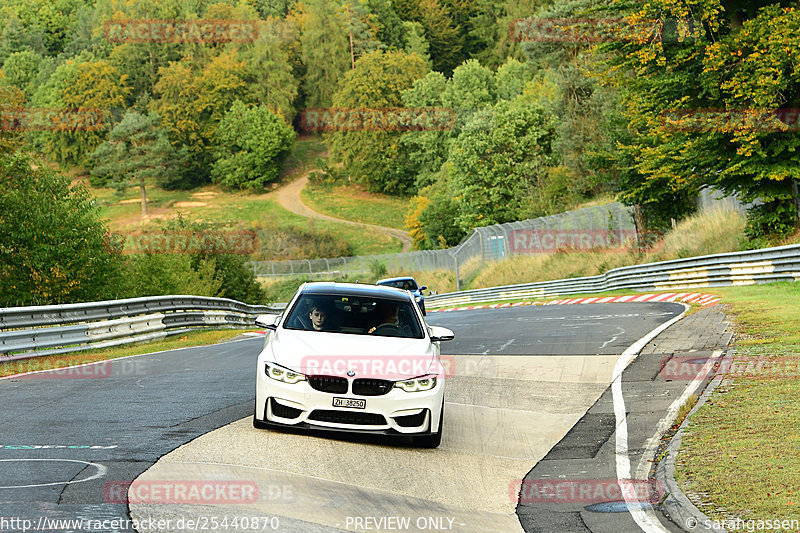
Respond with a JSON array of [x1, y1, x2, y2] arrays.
[[420, 303, 426, 316], [414, 401, 443, 448]]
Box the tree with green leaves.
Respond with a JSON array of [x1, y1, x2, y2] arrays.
[[400, 58, 501, 192], [596, 0, 800, 237], [0, 80, 25, 156], [342, 0, 386, 68], [298, 0, 350, 108], [400, 70, 449, 188], [406, 167, 466, 248], [326, 49, 427, 194], [416, 0, 463, 75], [0, 149, 120, 306], [366, 0, 406, 50], [1, 49, 42, 97], [242, 17, 299, 122], [162, 216, 267, 304], [118, 253, 223, 300], [89, 111, 183, 218], [28, 57, 130, 167], [151, 52, 248, 186], [449, 99, 555, 229], [0, 13, 45, 65], [402, 21, 432, 69], [211, 100, 296, 190]]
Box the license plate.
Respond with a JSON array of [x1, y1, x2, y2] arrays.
[[333, 397, 366, 409]]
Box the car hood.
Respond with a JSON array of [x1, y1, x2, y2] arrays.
[[268, 330, 436, 379]]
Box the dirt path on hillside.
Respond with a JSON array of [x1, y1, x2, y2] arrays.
[[275, 171, 413, 253]]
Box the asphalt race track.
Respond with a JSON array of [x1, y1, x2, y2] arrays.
[[0, 303, 684, 533]]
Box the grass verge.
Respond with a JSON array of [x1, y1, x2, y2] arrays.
[[675, 282, 800, 521], [79, 136, 400, 257], [301, 181, 411, 230], [468, 209, 749, 290], [0, 328, 252, 379]]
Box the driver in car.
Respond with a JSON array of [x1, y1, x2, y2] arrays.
[[368, 302, 399, 334]]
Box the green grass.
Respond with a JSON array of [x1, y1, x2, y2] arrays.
[[468, 209, 750, 290], [675, 282, 800, 521], [1, 328, 252, 378], [281, 136, 328, 177], [301, 181, 411, 230], [81, 136, 401, 257]]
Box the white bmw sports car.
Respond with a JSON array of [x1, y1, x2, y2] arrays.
[[253, 282, 454, 448]]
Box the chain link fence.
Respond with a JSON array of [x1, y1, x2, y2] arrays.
[[249, 203, 636, 289]]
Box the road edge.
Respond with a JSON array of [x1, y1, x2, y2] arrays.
[[655, 351, 735, 533]]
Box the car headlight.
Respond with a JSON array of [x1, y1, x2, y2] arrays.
[[415, 295, 422, 302], [265, 362, 306, 384], [395, 375, 437, 392]]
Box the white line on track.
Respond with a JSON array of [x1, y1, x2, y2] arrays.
[[611, 304, 689, 533], [0, 458, 107, 489], [633, 350, 724, 530]]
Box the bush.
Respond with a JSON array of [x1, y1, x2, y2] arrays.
[[0, 150, 121, 306], [211, 101, 296, 190]]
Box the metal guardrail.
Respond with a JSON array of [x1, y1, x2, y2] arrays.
[[0, 296, 286, 362], [426, 243, 800, 308], [4, 243, 798, 362]]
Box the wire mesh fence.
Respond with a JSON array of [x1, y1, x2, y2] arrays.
[[249, 202, 636, 289]]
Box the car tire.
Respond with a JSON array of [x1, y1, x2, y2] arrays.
[[414, 401, 443, 448], [420, 303, 426, 316]]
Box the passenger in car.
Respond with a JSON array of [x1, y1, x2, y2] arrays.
[[309, 304, 329, 331]]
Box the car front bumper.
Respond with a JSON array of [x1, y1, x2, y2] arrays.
[[255, 370, 444, 435]]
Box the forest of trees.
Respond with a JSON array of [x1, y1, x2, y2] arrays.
[[2, 0, 800, 305]]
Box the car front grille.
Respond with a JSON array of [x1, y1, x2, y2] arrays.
[[308, 375, 348, 394], [269, 398, 303, 419], [352, 378, 393, 396], [308, 409, 386, 426], [394, 410, 428, 428]]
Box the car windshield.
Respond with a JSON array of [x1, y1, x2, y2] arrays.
[[283, 294, 424, 338], [379, 279, 418, 291]]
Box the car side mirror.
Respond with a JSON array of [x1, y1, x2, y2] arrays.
[[255, 313, 281, 330], [429, 326, 454, 342], [420, 286, 427, 291]]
